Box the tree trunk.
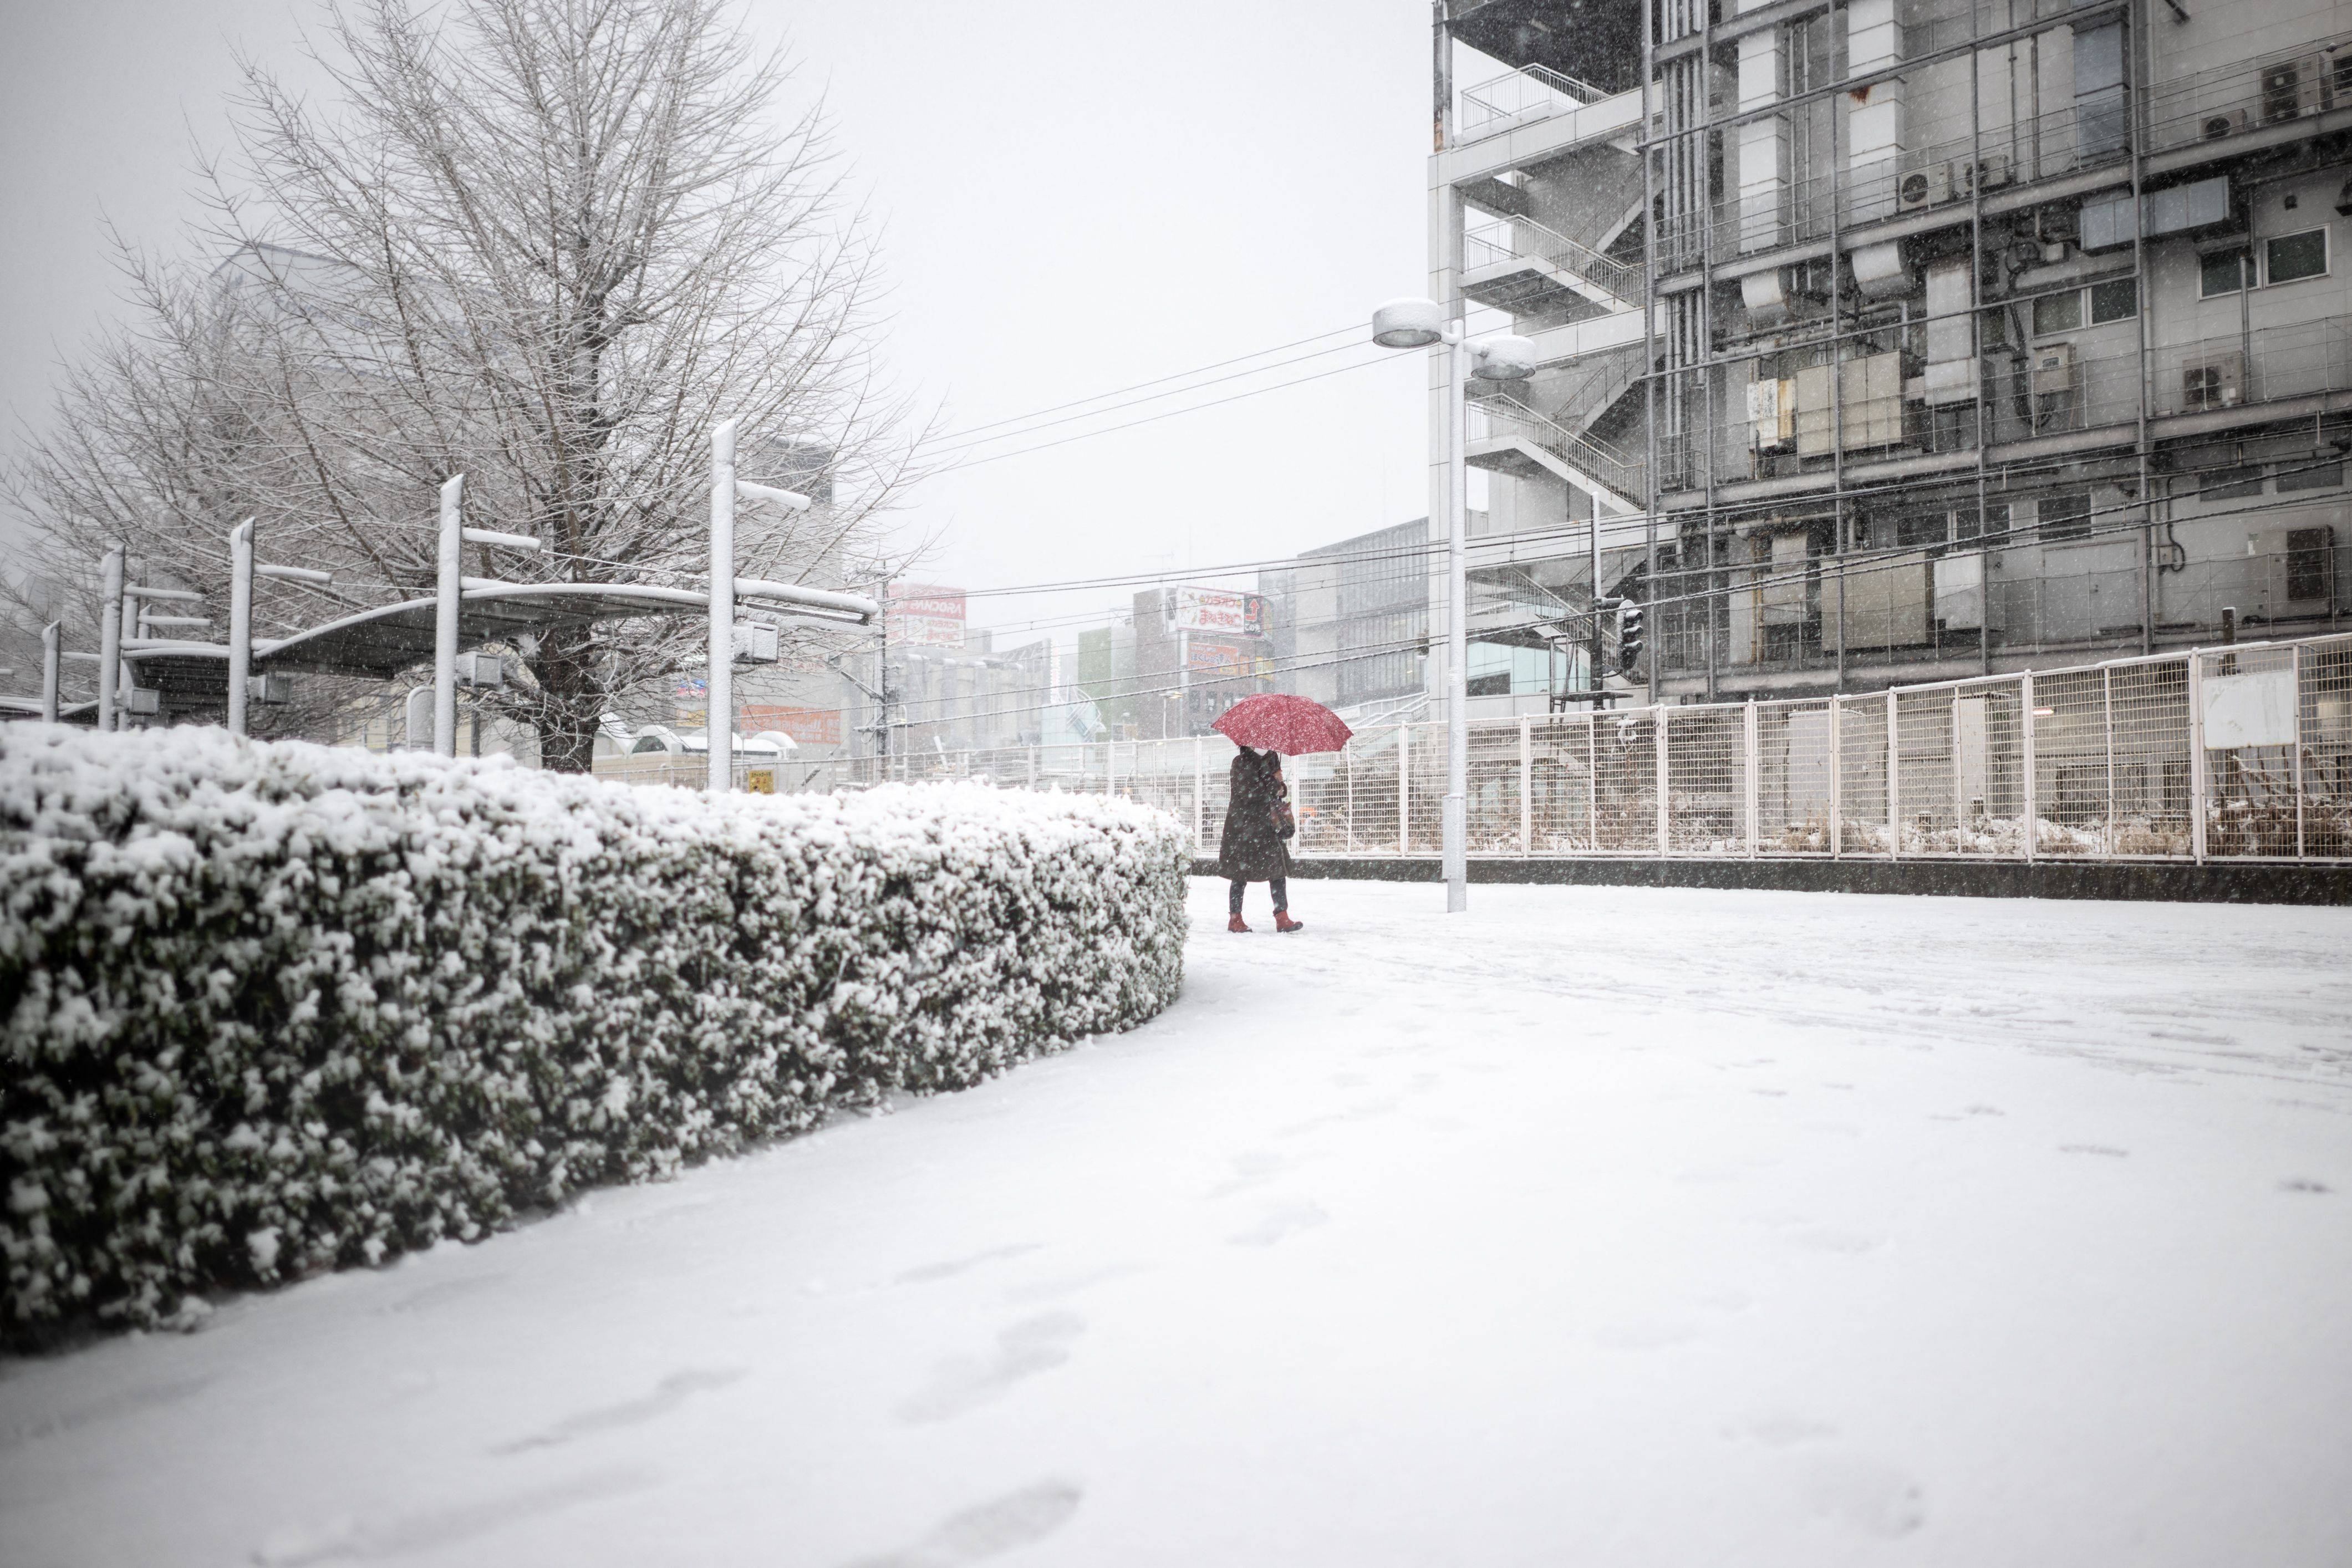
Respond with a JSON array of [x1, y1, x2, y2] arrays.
[[533, 635, 605, 773]]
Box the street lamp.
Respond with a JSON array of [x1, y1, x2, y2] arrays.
[[1370, 298, 1535, 913]]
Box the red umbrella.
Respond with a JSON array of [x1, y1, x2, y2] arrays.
[[1212, 694, 1354, 755]]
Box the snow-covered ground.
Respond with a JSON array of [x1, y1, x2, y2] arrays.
[[4, 879, 2349, 1567]]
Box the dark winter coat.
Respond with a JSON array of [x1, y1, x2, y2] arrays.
[[1218, 749, 1291, 882]]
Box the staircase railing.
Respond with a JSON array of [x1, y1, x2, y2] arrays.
[[1468, 393, 1649, 509], [1463, 214, 1642, 309], [1554, 348, 1645, 435]]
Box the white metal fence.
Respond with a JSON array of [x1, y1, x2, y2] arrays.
[[600, 630, 2352, 865]]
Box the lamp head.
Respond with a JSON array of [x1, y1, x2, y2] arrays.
[[1371, 297, 1448, 349]]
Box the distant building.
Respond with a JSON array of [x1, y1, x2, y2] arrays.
[[1291, 520, 1433, 714]]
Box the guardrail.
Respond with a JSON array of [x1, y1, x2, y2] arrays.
[[1457, 63, 1611, 144]]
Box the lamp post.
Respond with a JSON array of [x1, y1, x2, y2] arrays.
[[1370, 298, 1535, 913]]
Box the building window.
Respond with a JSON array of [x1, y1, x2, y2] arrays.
[[2199, 248, 2250, 297], [2278, 460, 2344, 492], [2200, 466, 2264, 499], [2032, 290, 2082, 336], [2032, 278, 2139, 335], [2265, 228, 2328, 285], [2039, 491, 2093, 541]]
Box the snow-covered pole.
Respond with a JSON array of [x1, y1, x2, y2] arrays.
[[96, 545, 123, 732], [434, 475, 464, 757], [117, 561, 139, 721], [227, 518, 254, 737], [1443, 330, 1469, 913], [40, 622, 60, 724], [709, 419, 737, 795]]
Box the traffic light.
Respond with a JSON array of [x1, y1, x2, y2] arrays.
[[1616, 600, 1645, 674]]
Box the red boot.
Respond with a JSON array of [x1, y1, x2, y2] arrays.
[[1228, 913, 1251, 933], [1274, 912, 1303, 933]]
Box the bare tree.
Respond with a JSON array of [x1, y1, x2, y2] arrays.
[[8, 0, 923, 768]]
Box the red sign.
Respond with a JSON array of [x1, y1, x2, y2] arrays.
[[889, 582, 968, 649], [741, 704, 842, 745]]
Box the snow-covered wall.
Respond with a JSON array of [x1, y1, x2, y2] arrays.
[[0, 729, 1187, 1343]]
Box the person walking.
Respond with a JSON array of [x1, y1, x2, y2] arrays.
[[1219, 745, 1302, 933]]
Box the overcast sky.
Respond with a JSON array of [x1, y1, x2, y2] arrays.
[[0, 0, 1459, 649]]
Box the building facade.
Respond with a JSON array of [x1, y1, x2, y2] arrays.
[[1428, 0, 2350, 710]]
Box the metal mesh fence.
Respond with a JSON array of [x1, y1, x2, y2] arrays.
[[593, 632, 2352, 865]]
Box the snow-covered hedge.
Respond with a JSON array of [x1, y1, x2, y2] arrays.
[[0, 727, 1186, 1343]]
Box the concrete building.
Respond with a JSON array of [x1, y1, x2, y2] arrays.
[[1425, 0, 2350, 710], [1290, 519, 1439, 714]]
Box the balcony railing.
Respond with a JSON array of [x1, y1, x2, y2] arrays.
[[1457, 62, 1612, 145]]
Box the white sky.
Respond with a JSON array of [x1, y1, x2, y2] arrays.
[[0, 0, 1444, 650]]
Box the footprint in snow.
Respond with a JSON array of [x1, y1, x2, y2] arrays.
[[1208, 1149, 1291, 1197], [254, 1466, 654, 1565], [2279, 1177, 2332, 1193], [2059, 1143, 2130, 1158], [843, 1479, 1083, 1568], [895, 1243, 1041, 1285], [897, 1314, 1085, 1424], [1787, 1227, 1881, 1255], [1801, 1455, 1926, 1538], [491, 1369, 742, 1454], [1229, 1200, 1328, 1248]]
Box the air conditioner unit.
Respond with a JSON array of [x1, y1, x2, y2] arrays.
[[1897, 164, 1952, 211], [1960, 153, 2013, 195], [245, 673, 293, 706], [124, 688, 161, 717], [2201, 108, 2252, 141], [2031, 342, 2077, 396], [2181, 352, 2244, 410], [2260, 56, 2329, 123]]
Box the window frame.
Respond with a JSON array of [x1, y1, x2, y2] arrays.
[[2199, 247, 2252, 299], [2029, 277, 2139, 337], [2262, 226, 2329, 287]]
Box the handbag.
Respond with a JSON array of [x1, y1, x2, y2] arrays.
[[1272, 784, 1296, 841]]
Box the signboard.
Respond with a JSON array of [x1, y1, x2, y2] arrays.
[[1169, 587, 1266, 638], [2201, 668, 2296, 750], [741, 703, 842, 746], [674, 674, 707, 727], [1185, 640, 1245, 675], [889, 583, 967, 649]]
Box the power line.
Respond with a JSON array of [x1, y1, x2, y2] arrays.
[[920, 323, 1366, 447]]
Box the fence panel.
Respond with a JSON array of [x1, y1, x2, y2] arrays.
[[1592, 711, 1659, 852], [2107, 656, 2194, 857], [2032, 668, 2108, 857], [2201, 643, 2302, 859], [1756, 699, 1833, 853], [1894, 690, 1957, 854], [1468, 721, 1525, 854], [1530, 715, 1598, 851], [1665, 706, 1745, 852], [1835, 695, 1889, 856], [2302, 636, 2352, 858]]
